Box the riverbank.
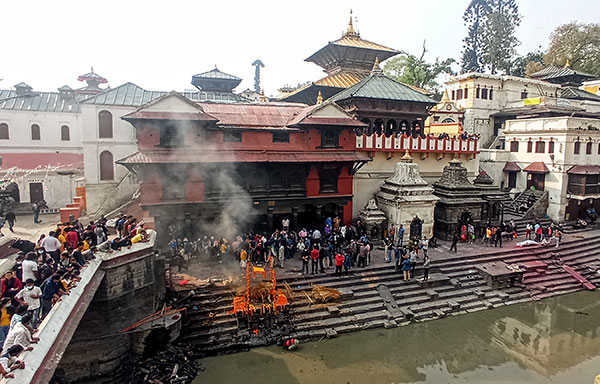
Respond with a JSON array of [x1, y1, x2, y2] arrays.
[[195, 290, 600, 384]]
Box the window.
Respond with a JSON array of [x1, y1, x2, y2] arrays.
[[510, 141, 519, 152], [319, 169, 339, 193], [521, 91, 528, 99], [272, 132, 290, 143], [527, 141, 532, 153], [489, 88, 493, 100], [160, 125, 182, 147], [0, 123, 8, 140], [598, 143, 600, 155], [61, 125, 70, 141], [464, 87, 469, 99], [574, 141, 581, 155], [456, 89, 463, 99], [568, 174, 600, 195], [31, 124, 40, 140], [223, 131, 242, 142], [99, 151, 114, 181], [98, 110, 113, 138], [548, 141, 554, 154], [451, 90, 455, 100], [162, 179, 186, 200], [321, 128, 339, 148], [586, 141, 593, 155], [476, 87, 480, 98], [441, 118, 455, 123], [481, 88, 488, 99], [535, 141, 545, 153]]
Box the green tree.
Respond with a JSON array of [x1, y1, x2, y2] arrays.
[[460, 0, 490, 73], [480, 0, 522, 74], [544, 22, 600, 76], [510, 50, 544, 77], [384, 41, 455, 96]]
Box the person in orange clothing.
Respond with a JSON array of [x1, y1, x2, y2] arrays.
[[0, 299, 11, 348], [334, 253, 344, 276]]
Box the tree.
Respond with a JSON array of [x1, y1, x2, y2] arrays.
[[460, 0, 491, 73], [384, 41, 455, 96], [510, 50, 544, 77], [544, 22, 600, 76], [480, 0, 521, 74], [460, 0, 521, 74]]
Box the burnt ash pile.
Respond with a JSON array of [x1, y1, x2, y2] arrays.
[[176, 232, 600, 357], [128, 345, 199, 384]]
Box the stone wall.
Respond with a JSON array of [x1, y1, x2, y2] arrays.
[[56, 244, 163, 382]]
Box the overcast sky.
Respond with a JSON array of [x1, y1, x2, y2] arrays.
[[1, 0, 598, 96]]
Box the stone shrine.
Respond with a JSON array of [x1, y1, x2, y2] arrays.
[[358, 198, 387, 238], [376, 151, 439, 238], [432, 158, 488, 240]]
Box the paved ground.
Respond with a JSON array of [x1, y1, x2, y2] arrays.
[[1, 212, 60, 242], [178, 230, 597, 282]]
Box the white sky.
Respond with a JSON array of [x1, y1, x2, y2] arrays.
[[1, 0, 598, 96]]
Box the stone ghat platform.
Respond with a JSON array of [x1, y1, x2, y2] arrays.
[[178, 233, 600, 356]]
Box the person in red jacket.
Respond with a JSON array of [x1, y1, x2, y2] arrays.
[[1, 272, 22, 306], [65, 228, 79, 251], [310, 246, 320, 275], [334, 253, 344, 277]]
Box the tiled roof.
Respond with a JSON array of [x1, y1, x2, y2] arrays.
[[286, 102, 366, 127], [314, 72, 366, 88], [331, 35, 397, 52], [118, 150, 369, 165], [503, 162, 521, 172], [81, 83, 249, 106], [567, 165, 600, 175], [0, 153, 83, 170], [198, 102, 306, 128], [77, 71, 108, 83], [523, 162, 550, 174], [330, 72, 437, 104], [192, 68, 241, 81], [560, 87, 600, 102], [0, 90, 81, 113], [530, 66, 597, 81]]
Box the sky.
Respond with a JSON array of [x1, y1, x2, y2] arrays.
[[1, 0, 598, 97]]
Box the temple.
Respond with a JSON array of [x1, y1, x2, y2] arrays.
[[117, 92, 369, 246], [279, 11, 400, 104]]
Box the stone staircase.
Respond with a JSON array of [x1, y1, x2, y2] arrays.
[[178, 233, 600, 356], [503, 189, 546, 219]]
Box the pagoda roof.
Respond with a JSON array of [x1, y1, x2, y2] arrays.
[[560, 86, 600, 102], [77, 69, 108, 84], [305, 15, 399, 74], [314, 72, 366, 88], [13, 82, 32, 88], [286, 101, 366, 128], [530, 65, 597, 85], [198, 102, 306, 129], [192, 67, 241, 81], [330, 64, 436, 104]]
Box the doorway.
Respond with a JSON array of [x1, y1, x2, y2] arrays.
[[526, 173, 545, 191], [29, 182, 44, 203], [410, 216, 423, 240], [507, 171, 517, 189]]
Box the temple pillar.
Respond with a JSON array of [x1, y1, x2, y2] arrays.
[[267, 207, 274, 231], [291, 207, 299, 230]]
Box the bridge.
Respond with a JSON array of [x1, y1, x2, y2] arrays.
[[0, 233, 160, 384]]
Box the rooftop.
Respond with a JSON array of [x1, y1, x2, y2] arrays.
[[0, 90, 81, 113], [197, 102, 306, 129]]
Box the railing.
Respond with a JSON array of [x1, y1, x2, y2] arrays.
[[355, 134, 479, 154]]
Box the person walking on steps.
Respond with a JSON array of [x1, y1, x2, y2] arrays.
[[422, 254, 430, 281], [450, 233, 459, 253], [401, 256, 412, 281]]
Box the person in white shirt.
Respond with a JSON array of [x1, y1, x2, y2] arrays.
[[16, 279, 42, 328], [2, 314, 38, 356], [41, 233, 62, 262], [21, 253, 38, 283]]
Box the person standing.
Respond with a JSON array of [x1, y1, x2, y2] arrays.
[[343, 251, 351, 276], [20, 253, 38, 284], [397, 224, 405, 247], [32, 202, 41, 224], [389, 224, 396, 244], [384, 237, 392, 263], [467, 223, 475, 244], [401, 256, 412, 281], [525, 222, 533, 240], [554, 229, 562, 248], [310, 246, 320, 275], [535, 224, 543, 243], [4, 211, 15, 233], [422, 255, 430, 281], [420, 236, 428, 257], [357, 242, 368, 268], [278, 242, 285, 269], [409, 248, 417, 277], [301, 249, 309, 275], [15, 280, 41, 329], [496, 226, 503, 248], [450, 233, 459, 253], [334, 253, 344, 277], [281, 217, 290, 232]]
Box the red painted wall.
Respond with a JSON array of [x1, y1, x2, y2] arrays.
[[186, 168, 205, 202], [140, 170, 162, 204], [306, 165, 320, 197]]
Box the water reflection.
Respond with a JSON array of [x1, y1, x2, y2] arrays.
[[196, 291, 600, 384]]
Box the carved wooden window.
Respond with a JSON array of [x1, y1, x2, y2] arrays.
[[321, 128, 339, 148], [272, 132, 289, 143], [319, 169, 339, 193]]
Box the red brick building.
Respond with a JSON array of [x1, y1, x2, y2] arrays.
[[117, 92, 368, 244]]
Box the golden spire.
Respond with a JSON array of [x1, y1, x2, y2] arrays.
[[441, 89, 450, 102], [400, 149, 413, 163], [565, 58, 572, 68], [371, 57, 383, 75], [344, 9, 359, 37], [316, 91, 323, 105]]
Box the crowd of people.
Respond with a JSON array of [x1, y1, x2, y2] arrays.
[[0, 213, 149, 378]]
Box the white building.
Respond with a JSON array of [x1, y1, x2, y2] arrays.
[[481, 116, 600, 222], [443, 73, 561, 146]]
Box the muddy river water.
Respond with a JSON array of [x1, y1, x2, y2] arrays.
[[196, 291, 600, 384]]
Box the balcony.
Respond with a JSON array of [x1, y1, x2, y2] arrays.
[[355, 134, 479, 154]]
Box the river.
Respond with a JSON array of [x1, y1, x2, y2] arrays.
[[195, 291, 600, 384]]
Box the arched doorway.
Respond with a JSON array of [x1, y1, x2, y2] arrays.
[[410, 216, 423, 240], [373, 119, 384, 135], [99, 151, 114, 181]]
